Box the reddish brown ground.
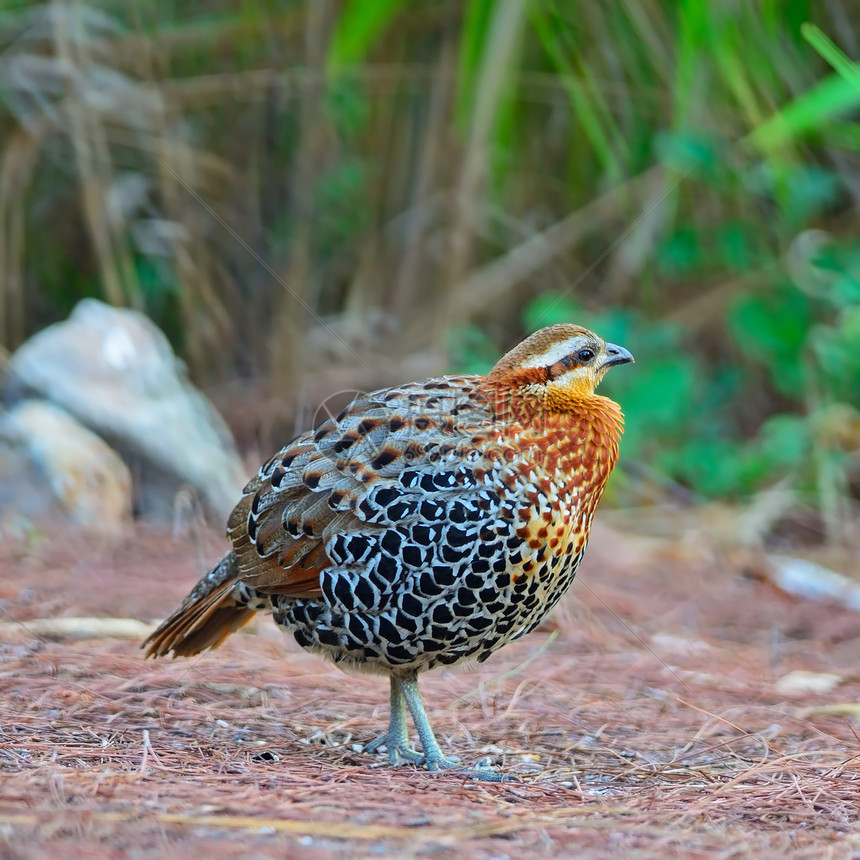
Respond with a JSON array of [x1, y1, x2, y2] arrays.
[[1, 518, 858, 859]]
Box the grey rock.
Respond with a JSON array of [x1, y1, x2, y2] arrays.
[[0, 400, 131, 531], [0, 434, 66, 528], [5, 299, 246, 521]]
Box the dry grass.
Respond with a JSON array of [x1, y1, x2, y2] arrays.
[[0, 522, 859, 859]]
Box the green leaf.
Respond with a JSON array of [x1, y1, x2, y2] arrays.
[[313, 159, 370, 246], [745, 73, 860, 152], [729, 286, 810, 396], [822, 122, 860, 151], [618, 357, 697, 432], [813, 307, 860, 399], [717, 222, 758, 271], [325, 78, 370, 138], [327, 0, 406, 74], [657, 227, 700, 277], [522, 292, 584, 332], [655, 130, 718, 177], [801, 23, 860, 86], [611, 351, 700, 463], [673, 0, 712, 125], [743, 162, 842, 224], [799, 240, 860, 307], [455, 0, 496, 127], [757, 413, 809, 472], [660, 438, 744, 498], [448, 324, 498, 375], [528, 3, 620, 176]]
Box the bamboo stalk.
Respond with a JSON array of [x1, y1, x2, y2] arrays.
[[441, 0, 527, 347], [53, 0, 140, 309], [268, 0, 332, 401]]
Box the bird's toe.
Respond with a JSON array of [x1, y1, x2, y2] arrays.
[[419, 751, 461, 771], [364, 733, 424, 766]]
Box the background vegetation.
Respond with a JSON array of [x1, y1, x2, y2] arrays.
[[2, 0, 860, 542]]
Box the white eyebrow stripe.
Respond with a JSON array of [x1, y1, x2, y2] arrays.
[[519, 336, 590, 369]]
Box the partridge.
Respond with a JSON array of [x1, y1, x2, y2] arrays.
[[144, 324, 633, 772]]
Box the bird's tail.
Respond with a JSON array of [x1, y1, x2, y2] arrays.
[[142, 552, 257, 658]]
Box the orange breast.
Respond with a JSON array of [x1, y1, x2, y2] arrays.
[[489, 403, 623, 588]]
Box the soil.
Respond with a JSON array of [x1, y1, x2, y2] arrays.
[[1, 518, 858, 859]]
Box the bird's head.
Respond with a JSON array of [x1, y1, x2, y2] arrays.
[[487, 324, 634, 412]]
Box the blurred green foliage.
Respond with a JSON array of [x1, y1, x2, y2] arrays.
[[523, 291, 817, 499], [2, 1, 860, 534]]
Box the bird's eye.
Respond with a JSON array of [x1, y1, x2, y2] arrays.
[[576, 348, 595, 363]]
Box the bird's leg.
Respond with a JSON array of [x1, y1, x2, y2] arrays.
[[368, 672, 513, 780], [395, 670, 460, 771], [364, 675, 423, 765]]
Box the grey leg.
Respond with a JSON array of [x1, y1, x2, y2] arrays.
[[395, 670, 459, 771], [364, 675, 423, 765], [365, 671, 513, 779]]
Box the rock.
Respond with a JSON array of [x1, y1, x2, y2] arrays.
[[0, 433, 67, 532], [4, 299, 247, 522], [0, 401, 132, 531]]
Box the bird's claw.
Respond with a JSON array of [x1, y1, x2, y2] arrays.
[[420, 752, 461, 771], [364, 735, 518, 779], [364, 734, 462, 770], [364, 732, 424, 766]]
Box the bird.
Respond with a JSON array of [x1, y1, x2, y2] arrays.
[[144, 323, 633, 773]]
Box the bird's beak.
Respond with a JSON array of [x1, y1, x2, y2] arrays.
[[600, 343, 634, 370]]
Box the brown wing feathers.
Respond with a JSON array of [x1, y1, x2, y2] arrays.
[[144, 377, 497, 657], [144, 425, 351, 656]]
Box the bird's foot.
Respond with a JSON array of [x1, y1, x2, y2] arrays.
[[364, 737, 517, 780], [364, 734, 461, 770], [419, 750, 461, 771], [364, 732, 424, 766]]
